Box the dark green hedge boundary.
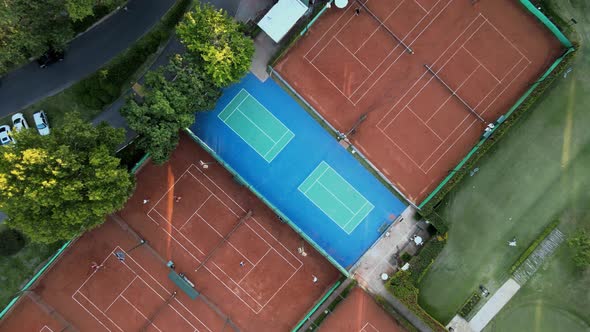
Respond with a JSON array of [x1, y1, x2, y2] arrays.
[[386, 271, 447, 332], [72, 0, 192, 109], [458, 291, 481, 318], [419, 47, 577, 221], [510, 219, 560, 274], [408, 238, 446, 284]]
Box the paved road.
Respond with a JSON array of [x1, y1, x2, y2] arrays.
[[0, 0, 176, 115]]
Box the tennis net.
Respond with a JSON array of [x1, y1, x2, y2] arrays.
[[354, 0, 414, 54]]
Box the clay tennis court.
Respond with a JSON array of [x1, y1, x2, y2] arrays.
[[0, 134, 340, 332], [318, 287, 406, 331], [275, 0, 563, 203]]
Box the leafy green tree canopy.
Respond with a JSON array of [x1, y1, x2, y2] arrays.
[[0, 114, 135, 243], [568, 230, 590, 269], [176, 4, 254, 87], [122, 54, 221, 164]]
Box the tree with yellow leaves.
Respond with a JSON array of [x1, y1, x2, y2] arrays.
[[0, 113, 134, 243]]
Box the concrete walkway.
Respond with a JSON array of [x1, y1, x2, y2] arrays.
[[352, 206, 433, 332], [468, 278, 521, 332]]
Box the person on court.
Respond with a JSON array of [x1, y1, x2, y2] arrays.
[[354, 8, 361, 16]]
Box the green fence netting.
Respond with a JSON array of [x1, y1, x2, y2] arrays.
[[520, 0, 573, 48]]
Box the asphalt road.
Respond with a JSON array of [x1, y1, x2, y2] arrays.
[[0, 0, 176, 115]]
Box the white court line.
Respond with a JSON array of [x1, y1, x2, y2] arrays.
[[77, 292, 124, 332], [178, 194, 212, 231], [352, 0, 448, 103], [120, 296, 163, 332], [74, 247, 213, 332], [306, 8, 357, 62], [144, 165, 304, 313], [424, 63, 482, 124], [422, 61, 529, 173], [104, 276, 137, 312], [238, 248, 272, 284], [152, 208, 207, 257], [186, 167, 302, 269], [378, 14, 485, 130], [317, 182, 356, 214], [348, 0, 437, 100], [353, 0, 406, 54], [461, 46, 501, 83], [40, 325, 54, 332], [305, 59, 358, 105], [235, 105, 278, 143], [220, 91, 249, 125], [302, 165, 330, 195], [360, 321, 380, 332], [71, 293, 115, 332], [481, 15, 531, 64], [218, 90, 294, 162], [412, 0, 428, 13], [334, 37, 372, 73], [405, 105, 444, 141], [341, 201, 370, 230]]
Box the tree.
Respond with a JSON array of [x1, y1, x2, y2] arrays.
[[0, 114, 135, 243], [176, 4, 254, 87], [568, 230, 590, 269], [0, 0, 74, 75], [65, 0, 96, 21], [121, 54, 220, 164]]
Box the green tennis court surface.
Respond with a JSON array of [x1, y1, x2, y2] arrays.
[[218, 89, 294, 162], [299, 161, 374, 234]]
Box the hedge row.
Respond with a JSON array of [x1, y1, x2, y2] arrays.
[[309, 280, 356, 330], [73, 0, 192, 109], [419, 47, 577, 217], [408, 238, 446, 284], [386, 271, 447, 332], [510, 219, 561, 273], [458, 291, 481, 318], [0, 228, 26, 257]]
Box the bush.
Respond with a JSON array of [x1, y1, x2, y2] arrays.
[[510, 219, 560, 273], [0, 228, 27, 256], [458, 291, 481, 318], [408, 238, 446, 284], [374, 295, 420, 332], [386, 271, 447, 332], [401, 252, 412, 263], [74, 0, 192, 109]]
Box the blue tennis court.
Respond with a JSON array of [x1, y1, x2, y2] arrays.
[[190, 74, 407, 270]]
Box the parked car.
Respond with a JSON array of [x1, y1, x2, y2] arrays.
[[0, 125, 13, 146], [33, 111, 50, 135], [11, 113, 29, 132], [37, 49, 64, 68]]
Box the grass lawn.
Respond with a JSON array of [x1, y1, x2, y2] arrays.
[[0, 224, 63, 309], [416, 0, 590, 324]]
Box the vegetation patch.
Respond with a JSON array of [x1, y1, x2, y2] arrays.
[[458, 291, 481, 318], [510, 219, 560, 273], [0, 228, 26, 257], [408, 238, 446, 284], [386, 271, 447, 332]]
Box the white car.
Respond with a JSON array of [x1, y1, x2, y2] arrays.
[[33, 111, 50, 136], [11, 113, 29, 132], [0, 125, 14, 146]]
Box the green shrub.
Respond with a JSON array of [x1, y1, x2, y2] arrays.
[[0, 228, 27, 256], [458, 291, 481, 318], [510, 219, 561, 273], [386, 271, 447, 332], [374, 295, 420, 332], [409, 238, 446, 284], [75, 0, 192, 109], [401, 252, 412, 263]]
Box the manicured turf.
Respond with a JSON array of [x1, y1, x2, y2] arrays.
[[417, 0, 590, 324]]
